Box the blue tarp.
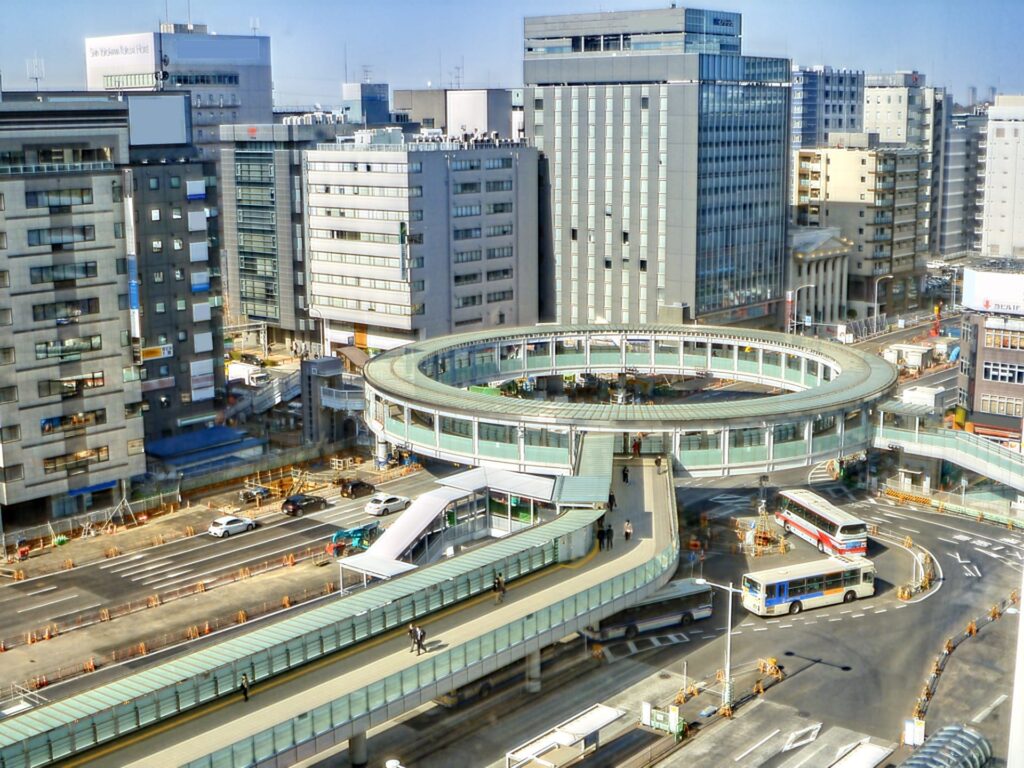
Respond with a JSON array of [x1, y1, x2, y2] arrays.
[[159, 437, 266, 470]]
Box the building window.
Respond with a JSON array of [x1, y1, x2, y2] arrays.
[[454, 228, 482, 241], [114, 222, 125, 239], [27, 225, 96, 246], [0, 386, 17, 404], [25, 188, 94, 208], [153, 271, 165, 283], [487, 268, 513, 281], [178, 330, 188, 341], [1, 465, 23, 482], [486, 224, 513, 237], [454, 182, 481, 194], [176, 299, 187, 311], [173, 238, 184, 251], [170, 176, 181, 189], [454, 250, 482, 263], [0, 309, 11, 326], [487, 246, 513, 259], [172, 207, 182, 220], [453, 204, 482, 217], [452, 159, 482, 171], [32, 297, 99, 322], [485, 157, 513, 170], [152, 239, 163, 252], [155, 302, 166, 314], [0, 347, 14, 365], [0, 232, 6, 250], [1, 425, 20, 443], [30, 262, 97, 284], [43, 446, 110, 475], [148, 178, 160, 190], [487, 290, 513, 303], [150, 208, 161, 222], [455, 294, 482, 308], [486, 179, 513, 192]]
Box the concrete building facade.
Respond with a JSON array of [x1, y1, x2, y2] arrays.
[[791, 65, 865, 150], [957, 261, 1024, 443], [792, 133, 929, 319], [341, 83, 391, 126], [862, 72, 948, 254], [85, 22, 273, 159], [980, 95, 1024, 258], [787, 226, 853, 331], [303, 130, 539, 352], [523, 7, 791, 326], [393, 89, 516, 138], [219, 123, 338, 350], [0, 95, 146, 521]]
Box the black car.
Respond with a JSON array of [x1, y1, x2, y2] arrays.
[[240, 353, 265, 367], [338, 479, 376, 499], [281, 494, 328, 516]]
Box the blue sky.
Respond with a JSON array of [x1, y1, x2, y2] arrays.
[[0, 0, 1019, 105]]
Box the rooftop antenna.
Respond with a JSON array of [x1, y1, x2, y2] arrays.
[[343, 44, 348, 84], [250, 16, 260, 36], [26, 55, 44, 93], [187, 0, 193, 30]]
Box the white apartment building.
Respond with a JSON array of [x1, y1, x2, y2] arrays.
[[303, 130, 539, 352], [792, 133, 929, 319], [980, 95, 1024, 258], [863, 72, 948, 254]]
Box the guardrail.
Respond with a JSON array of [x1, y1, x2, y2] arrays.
[[881, 481, 1024, 532]]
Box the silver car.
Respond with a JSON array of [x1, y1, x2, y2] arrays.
[[364, 494, 412, 516], [207, 515, 256, 538]]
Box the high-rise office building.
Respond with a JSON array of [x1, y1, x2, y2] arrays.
[[219, 122, 338, 350], [303, 129, 539, 352], [940, 110, 989, 256], [85, 22, 273, 159], [524, 7, 790, 326], [863, 72, 949, 254], [792, 133, 929, 319], [980, 96, 1024, 258], [791, 65, 865, 150]]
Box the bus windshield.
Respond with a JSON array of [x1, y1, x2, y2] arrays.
[[741, 575, 761, 594], [839, 523, 868, 537]]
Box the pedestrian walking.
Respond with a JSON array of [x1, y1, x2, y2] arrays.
[[655, 456, 662, 474], [408, 623, 417, 653], [632, 438, 641, 458], [493, 572, 506, 604], [605, 524, 614, 550], [415, 625, 427, 655], [597, 525, 606, 551], [622, 466, 630, 485], [608, 491, 616, 510], [240, 673, 251, 702], [624, 520, 633, 541]]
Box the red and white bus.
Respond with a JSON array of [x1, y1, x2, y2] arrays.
[[775, 489, 868, 556]]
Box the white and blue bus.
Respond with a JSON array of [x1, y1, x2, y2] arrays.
[[740, 556, 876, 616], [583, 578, 714, 640]]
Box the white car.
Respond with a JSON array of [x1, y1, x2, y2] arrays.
[[208, 515, 256, 538], [364, 493, 412, 516]]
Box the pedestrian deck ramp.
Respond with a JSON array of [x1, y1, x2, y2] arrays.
[[874, 424, 1024, 493], [0, 444, 678, 768]]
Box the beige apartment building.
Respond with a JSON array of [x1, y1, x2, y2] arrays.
[[792, 133, 929, 319]]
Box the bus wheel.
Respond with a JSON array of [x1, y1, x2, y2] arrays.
[[784, 523, 791, 533], [478, 681, 493, 699], [843, 591, 856, 603], [680, 613, 694, 626], [816, 540, 825, 553], [789, 601, 803, 615], [625, 625, 639, 640]]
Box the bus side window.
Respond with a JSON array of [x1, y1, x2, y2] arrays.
[[825, 572, 843, 590], [862, 571, 873, 583], [843, 571, 858, 587]]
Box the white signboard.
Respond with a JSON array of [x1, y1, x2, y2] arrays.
[[962, 268, 1024, 316]]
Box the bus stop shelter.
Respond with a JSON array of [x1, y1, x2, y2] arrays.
[[504, 703, 625, 768]]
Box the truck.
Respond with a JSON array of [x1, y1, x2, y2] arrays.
[[227, 362, 271, 386]]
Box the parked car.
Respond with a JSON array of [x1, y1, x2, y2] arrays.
[[240, 353, 265, 367], [238, 487, 271, 504], [337, 478, 376, 498], [365, 493, 412, 516], [208, 515, 256, 538], [281, 494, 329, 516]]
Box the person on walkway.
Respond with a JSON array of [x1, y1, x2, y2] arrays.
[[608, 491, 616, 511], [624, 520, 633, 541], [632, 438, 641, 458], [415, 625, 427, 655], [493, 572, 506, 604], [605, 524, 614, 550], [240, 673, 251, 702], [408, 623, 418, 653], [597, 525, 606, 551], [622, 466, 630, 485], [655, 456, 662, 474]]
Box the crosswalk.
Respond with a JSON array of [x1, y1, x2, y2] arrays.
[[599, 630, 699, 662]]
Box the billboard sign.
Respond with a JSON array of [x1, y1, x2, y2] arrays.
[[962, 268, 1024, 316]]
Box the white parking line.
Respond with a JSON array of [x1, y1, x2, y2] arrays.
[[25, 585, 57, 597], [898, 526, 921, 534], [780, 624, 793, 628], [875, 608, 887, 614], [852, 613, 865, 618], [754, 627, 768, 632], [98, 553, 144, 570], [829, 618, 842, 622], [733, 729, 780, 762], [17, 594, 76, 613]]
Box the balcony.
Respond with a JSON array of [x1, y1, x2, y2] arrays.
[[876, 180, 895, 190], [872, 214, 893, 225]]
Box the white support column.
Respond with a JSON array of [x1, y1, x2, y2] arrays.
[[721, 427, 730, 475], [349, 731, 368, 768], [766, 425, 775, 468], [525, 649, 542, 693], [805, 418, 814, 456], [374, 435, 389, 469]]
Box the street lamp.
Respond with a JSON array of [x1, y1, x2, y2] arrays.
[[960, 476, 968, 508], [789, 283, 816, 334], [873, 274, 894, 329], [695, 578, 740, 712], [948, 265, 961, 311]]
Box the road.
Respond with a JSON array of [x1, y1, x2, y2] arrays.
[[0, 469, 448, 649], [356, 480, 1022, 766]]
